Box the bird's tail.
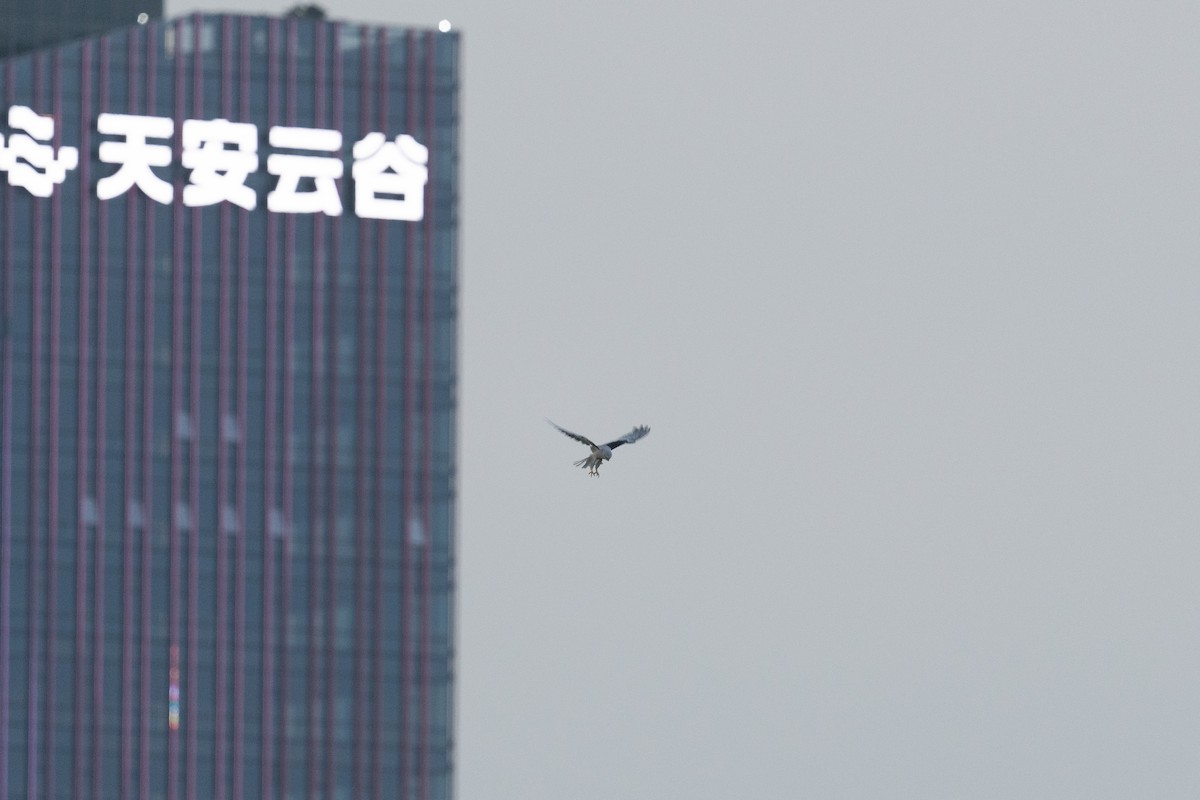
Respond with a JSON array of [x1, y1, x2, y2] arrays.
[[573, 456, 590, 469]]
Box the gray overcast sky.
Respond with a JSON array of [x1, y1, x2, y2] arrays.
[[172, 1, 1199, 797]]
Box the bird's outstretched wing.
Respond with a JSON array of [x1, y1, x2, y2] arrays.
[[548, 420, 597, 449], [605, 425, 650, 449]]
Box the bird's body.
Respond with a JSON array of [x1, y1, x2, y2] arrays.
[[549, 421, 650, 476]]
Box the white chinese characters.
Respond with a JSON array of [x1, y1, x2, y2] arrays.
[[0, 107, 428, 221], [97, 112, 174, 204], [268, 126, 344, 216], [353, 132, 429, 222], [0, 106, 79, 198], [182, 118, 258, 210]]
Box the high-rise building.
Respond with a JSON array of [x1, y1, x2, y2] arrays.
[[0, 11, 458, 800]]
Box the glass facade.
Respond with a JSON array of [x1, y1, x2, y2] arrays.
[[0, 13, 458, 800], [0, 0, 163, 59]]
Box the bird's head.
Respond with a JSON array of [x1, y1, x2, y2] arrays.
[[599, 445, 613, 460]]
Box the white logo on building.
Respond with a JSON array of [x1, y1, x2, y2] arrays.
[[0, 107, 429, 221], [0, 106, 79, 198]]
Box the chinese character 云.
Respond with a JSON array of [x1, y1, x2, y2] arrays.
[[97, 112, 174, 204], [182, 118, 259, 210], [266, 126, 343, 216], [352, 132, 428, 221], [0, 106, 79, 198]]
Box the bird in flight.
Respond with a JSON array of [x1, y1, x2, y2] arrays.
[[549, 421, 650, 476]]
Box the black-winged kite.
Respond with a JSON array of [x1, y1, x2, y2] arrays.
[[549, 421, 650, 477]]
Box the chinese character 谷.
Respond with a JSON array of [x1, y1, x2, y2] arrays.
[[352, 132, 428, 221]]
